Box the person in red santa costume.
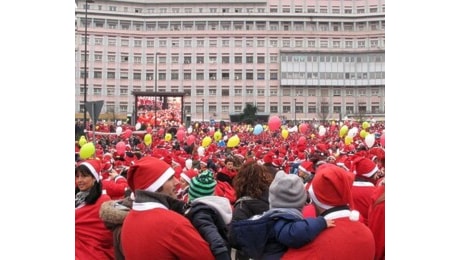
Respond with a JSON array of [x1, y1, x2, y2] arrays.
[[75, 159, 114, 260], [351, 156, 382, 225], [120, 156, 214, 260], [282, 163, 375, 260], [368, 178, 385, 260]]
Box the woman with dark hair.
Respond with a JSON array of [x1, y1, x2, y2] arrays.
[[75, 159, 114, 260], [230, 161, 274, 260]]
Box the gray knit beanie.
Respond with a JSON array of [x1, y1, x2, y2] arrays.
[[269, 171, 308, 209]]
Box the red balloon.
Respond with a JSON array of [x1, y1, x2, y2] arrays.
[[380, 133, 385, 147], [186, 135, 196, 146], [299, 123, 309, 134], [298, 136, 307, 145], [116, 141, 126, 156], [268, 116, 282, 131], [158, 128, 165, 137], [208, 129, 215, 137], [146, 126, 152, 134], [123, 129, 132, 139], [176, 129, 185, 142]]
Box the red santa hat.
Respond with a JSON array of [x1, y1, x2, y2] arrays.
[[180, 168, 199, 185], [127, 156, 175, 192], [353, 157, 379, 178], [308, 164, 355, 213], [77, 159, 102, 182], [298, 161, 314, 174], [263, 153, 273, 164]]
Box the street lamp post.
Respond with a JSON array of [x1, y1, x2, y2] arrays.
[[201, 98, 205, 123], [154, 52, 158, 129], [82, 0, 93, 132], [294, 98, 297, 126]]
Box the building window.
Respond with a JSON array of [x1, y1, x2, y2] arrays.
[[235, 89, 242, 96], [283, 106, 291, 113], [333, 106, 341, 113], [133, 73, 142, 80], [270, 106, 278, 113], [222, 89, 229, 96], [346, 106, 354, 114], [235, 56, 242, 63]]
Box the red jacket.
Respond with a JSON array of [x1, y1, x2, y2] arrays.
[[121, 205, 214, 260], [75, 194, 114, 260], [283, 210, 375, 260], [368, 185, 385, 260]]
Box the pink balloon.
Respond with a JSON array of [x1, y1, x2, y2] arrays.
[[298, 136, 307, 145], [186, 135, 196, 146], [116, 141, 126, 156], [299, 123, 308, 134], [380, 133, 385, 147], [158, 128, 165, 137], [268, 116, 282, 131], [146, 126, 152, 134], [208, 129, 215, 137], [124, 129, 132, 138], [176, 129, 185, 142]]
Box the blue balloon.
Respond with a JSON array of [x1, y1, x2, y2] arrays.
[[253, 124, 263, 135], [218, 140, 226, 147]]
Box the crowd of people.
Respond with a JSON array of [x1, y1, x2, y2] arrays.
[[75, 118, 385, 260]]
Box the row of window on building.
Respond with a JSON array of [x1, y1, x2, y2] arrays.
[[80, 86, 380, 97], [85, 4, 384, 15], [79, 102, 382, 115], [81, 70, 384, 81], [83, 35, 384, 49]]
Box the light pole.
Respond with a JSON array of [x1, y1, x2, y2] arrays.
[[82, 0, 94, 131], [294, 98, 297, 126], [154, 52, 159, 129], [202, 98, 205, 123]]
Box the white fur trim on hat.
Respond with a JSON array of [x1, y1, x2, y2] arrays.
[[144, 167, 175, 193], [308, 184, 333, 210], [180, 172, 191, 184], [80, 162, 100, 182], [360, 165, 379, 178]]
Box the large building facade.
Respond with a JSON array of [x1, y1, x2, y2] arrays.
[[75, 0, 385, 123]]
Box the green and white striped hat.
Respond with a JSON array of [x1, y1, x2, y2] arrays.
[[188, 170, 216, 202]]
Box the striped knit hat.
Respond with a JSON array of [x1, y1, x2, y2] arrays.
[[188, 170, 217, 202]]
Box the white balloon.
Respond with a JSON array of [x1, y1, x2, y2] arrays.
[[185, 159, 193, 170], [223, 135, 228, 141], [318, 126, 326, 136], [365, 134, 375, 148], [116, 126, 122, 136], [187, 126, 193, 134], [117, 120, 122, 126], [135, 122, 141, 130], [197, 146, 205, 157]]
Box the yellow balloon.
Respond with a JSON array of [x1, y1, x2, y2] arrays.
[[281, 129, 289, 139], [202, 136, 212, 148], [360, 129, 368, 139], [164, 133, 172, 142], [227, 135, 240, 148], [213, 131, 222, 141], [310, 134, 316, 139], [79, 142, 95, 159], [362, 121, 370, 129], [78, 136, 87, 147], [345, 136, 353, 145], [144, 133, 152, 145], [339, 125, 349, 138]]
